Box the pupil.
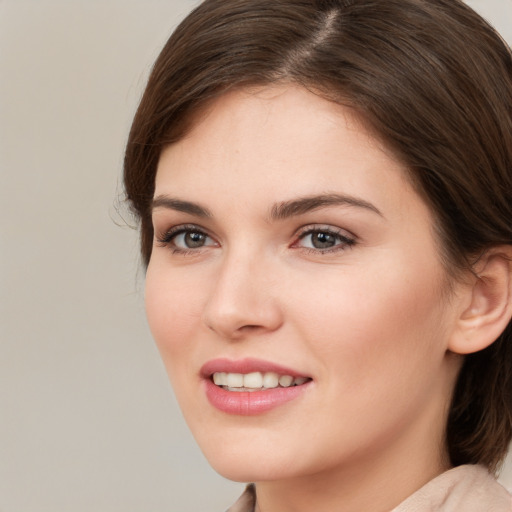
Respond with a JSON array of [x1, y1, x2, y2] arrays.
[[313, 232, 335, 249], [185, 232, 205, 248]]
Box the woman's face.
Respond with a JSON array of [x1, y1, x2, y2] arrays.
[[146, 85, 462, 483]]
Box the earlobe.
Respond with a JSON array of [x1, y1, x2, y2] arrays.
[[449, 248, 512, 355]]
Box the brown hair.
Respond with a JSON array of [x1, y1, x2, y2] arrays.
[[124, 0, 512, 472]]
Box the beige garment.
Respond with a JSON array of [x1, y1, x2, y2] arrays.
[[226, 465, 512, 512], [227, 484, 256, 512]]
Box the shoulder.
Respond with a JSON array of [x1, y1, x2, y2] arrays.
[[225, 467, 512, 512], [392, 465, 512, 511]]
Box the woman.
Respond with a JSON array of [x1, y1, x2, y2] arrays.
[[124, 0, 512, 510]]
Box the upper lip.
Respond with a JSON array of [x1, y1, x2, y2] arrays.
[[200, 358, 310, 379]]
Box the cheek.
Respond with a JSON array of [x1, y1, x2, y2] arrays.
[[290, 254, 450, 385], [144, 265, 211, 422], [144, 263, 206, 365], [281, 259, 453, 457]]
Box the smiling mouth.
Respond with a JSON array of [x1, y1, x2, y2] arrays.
[[212, 371, 311, 392]]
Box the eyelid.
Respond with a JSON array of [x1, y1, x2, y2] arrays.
[[154, 222, 356, 255], [155, 223, 218, 249], [291, 224, 357, 252], [294, 223, 356, 240]]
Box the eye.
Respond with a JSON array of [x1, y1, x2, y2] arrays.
[[174, 230, 213, 249], [156, 225, 217, 252], [294, 226, 356, 252]]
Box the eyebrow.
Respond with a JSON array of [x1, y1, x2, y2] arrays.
[[151, 193, 383, 220], [151, 196, 212, 218], [269, 193, 383, 220]]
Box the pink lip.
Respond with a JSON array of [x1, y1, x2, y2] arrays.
[[201, 358, 312, 416]]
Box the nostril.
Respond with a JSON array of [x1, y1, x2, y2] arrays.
[[202, 289, 283, 338]]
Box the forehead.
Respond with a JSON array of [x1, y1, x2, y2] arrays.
[[155, 85, 408, 195], [154, 85, 425, 229]]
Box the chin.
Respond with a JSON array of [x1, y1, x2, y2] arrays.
[[210, 463, 264, 483], [193, 431, 305, 483], [208, 455, 299, 483]]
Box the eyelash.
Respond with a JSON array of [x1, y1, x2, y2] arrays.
[[156, 224, 216, 255], [155, 224, 357, 255], [293, 225, 356, 254]]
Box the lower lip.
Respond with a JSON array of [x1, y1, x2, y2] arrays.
[[204, 378, 310, 415]]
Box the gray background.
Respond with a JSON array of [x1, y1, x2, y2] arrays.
[[1, 1, 511, 511]]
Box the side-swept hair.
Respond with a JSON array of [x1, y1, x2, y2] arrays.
[[124, 0, 512, 472]]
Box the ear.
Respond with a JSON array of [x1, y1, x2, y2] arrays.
[[448, 247, 512, 355]]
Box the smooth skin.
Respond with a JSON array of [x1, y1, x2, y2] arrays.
[[145, 85, 512, 512]]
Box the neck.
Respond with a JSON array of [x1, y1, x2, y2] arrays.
[[253, 415, 451, 512]]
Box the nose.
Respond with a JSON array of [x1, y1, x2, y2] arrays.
[[202, 250, 283, 340]]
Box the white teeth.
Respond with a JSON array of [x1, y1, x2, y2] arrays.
[[212, 371, 310, 390], [262, 372, 279, 388], [213, 372, 227, 386], [244, 372, 263, 388], [226, 373, 244, 388], [279, 375, 293, 387]]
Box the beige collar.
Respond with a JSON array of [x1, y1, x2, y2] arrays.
[[391, 465, 512, 511], [227, 465, 512, 512]]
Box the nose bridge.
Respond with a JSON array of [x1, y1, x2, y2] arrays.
[[202, 244, 282, 339]]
